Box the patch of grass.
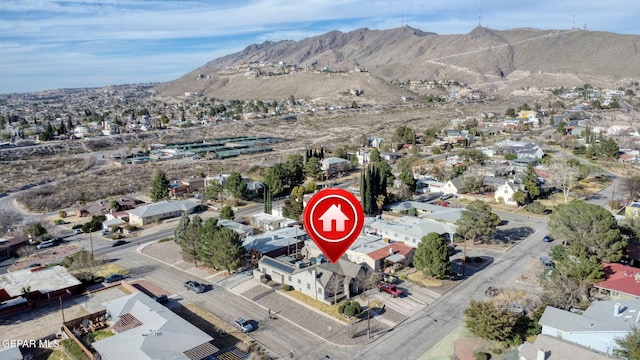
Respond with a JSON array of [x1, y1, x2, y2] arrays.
[[35, 349, 72, 360], [407, 272, 444, 287], [158, 237, 173, 243], [88, 330, 114, 342], [95, 263, 129, 278], [278, 289, 355, 323]]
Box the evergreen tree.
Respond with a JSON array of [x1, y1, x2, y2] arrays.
[[224, 172, 247, 199], [174, 212, 190, 245], [180, 215, 202, 265], [521, 162, 540, 200], [455, 200, 501, 244], [203, 227, 246, 273], [369, 147, 381, 163], [548, 201, 625, 262], [414, 232, 450, 278], [464, 300, 519, 343], [283, 154, 305, 188], [67, 117, 75, 131], [263, 185, 272, 214], [304, 157, 322, 180], [263, 164, 286, 196], [150, 170, 170, 202], [283, 186, 305, 220], [58, 120, 67, 135], [220, 205, 235, 220], [204, 181, 223, 202], [615, 326, 640, 360]]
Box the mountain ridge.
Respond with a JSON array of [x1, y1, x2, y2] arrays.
[[154, 26, 640, 100]]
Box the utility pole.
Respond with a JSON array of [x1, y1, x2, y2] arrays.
[[462, 239, 467, 277], [367, 294, 371, 338]]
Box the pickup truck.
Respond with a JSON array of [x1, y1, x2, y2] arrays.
[[378, 282, 403, 298]]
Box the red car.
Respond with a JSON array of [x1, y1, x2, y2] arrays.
[[378, 282, 403, 298], [436, 200, 450, 207]]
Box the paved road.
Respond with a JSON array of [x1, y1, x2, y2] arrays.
[[106, 245, 324, 358], [93, 206, 549, 360]]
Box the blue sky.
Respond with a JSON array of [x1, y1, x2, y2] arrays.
[[1, 0, 639, 94]]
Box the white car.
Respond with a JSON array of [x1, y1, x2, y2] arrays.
[[74, 229, 83, 235], [234, 317, 253, 333], [37, 240, 55, 249]]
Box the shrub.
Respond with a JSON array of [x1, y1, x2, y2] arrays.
[[72, 224, 83, 230], [399, 274, 407, 280], [158, 237, 174, 243], [54, 219, 66, 225], [61, 339, 90, 360], [491, 348, 502, 355], [473, 352, 490, 360], [338, 303, 346, 314], [525, 201, 546, 214], [341, 301, 362, 317], [283, 285, 293, 291], [344, 304, 358, 317]]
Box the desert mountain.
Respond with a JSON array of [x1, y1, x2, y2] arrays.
[[155, 26, 640, 100]]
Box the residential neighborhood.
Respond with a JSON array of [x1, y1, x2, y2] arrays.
[[2, 63, 640, 360]]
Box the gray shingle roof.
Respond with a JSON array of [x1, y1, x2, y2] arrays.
[[92, 292, 216, 360]]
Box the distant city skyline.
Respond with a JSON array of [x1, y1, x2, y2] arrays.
[[1, 0, 639, 94]]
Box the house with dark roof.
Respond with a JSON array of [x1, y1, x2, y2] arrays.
[[595, 262, 640, 299], [538, 299, 640, 356], [243, 227, 308, 262], [494, 180, 524, 206], [255, 255, 368, 304], [91, 292, 218, 360], [442, 177, 465, 195]]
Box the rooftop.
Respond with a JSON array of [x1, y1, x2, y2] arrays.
[[0, 265, 81, 298], [92, 292, 217, 360]]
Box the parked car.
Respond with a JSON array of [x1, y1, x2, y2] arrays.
[[37, 240, 56, 249], [104, 274, 124, 283], [101, 229, 111, 236], [543, 235, 553, 242], [184, 281, 206, 293], [151, 294, 169, 304], [234, 317, 253, 333], [440, 193, 453, 200], [436, 200, 451, 207], [28, 263, 42, 268], [74, 229, 83, 235], [112, 240, 127, 247], [378, 282, 403, 298]]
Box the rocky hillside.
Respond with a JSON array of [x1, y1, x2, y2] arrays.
[[155, 26, 640, 100]]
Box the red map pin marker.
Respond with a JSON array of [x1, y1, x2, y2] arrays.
[[303, 188, 364, 263]]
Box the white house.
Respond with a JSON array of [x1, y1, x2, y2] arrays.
[[494, 180, 523, 206], [538, 299, 640, 356], [442, 178, 464, 195], [321, 157, 351, 177]]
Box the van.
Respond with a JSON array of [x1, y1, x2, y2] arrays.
[[540, 256, 555, 270], [37, 240, 56, 249]]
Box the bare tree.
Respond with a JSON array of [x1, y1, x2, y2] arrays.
[[548, 158, 579, 203], [0, 209, 24, 231], [326, 273, 346, 305], [16, 244, 37, 258], [66, 251, 105, 281]]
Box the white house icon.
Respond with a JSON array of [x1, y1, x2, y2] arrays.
[[318, 204, 350, 232]]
